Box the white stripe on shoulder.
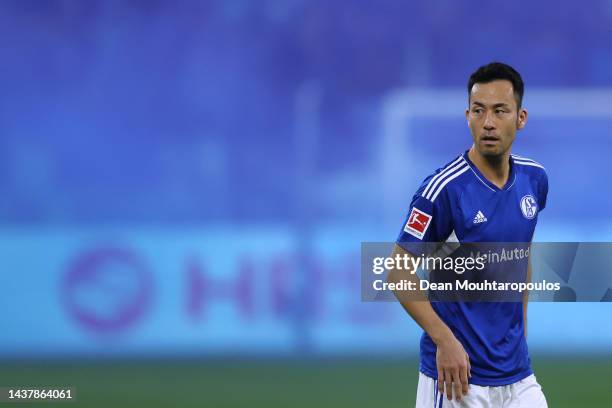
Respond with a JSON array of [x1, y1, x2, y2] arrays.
[[424, 159, 467, 200], [514, 160, 545, 170], [512, 154, 545, 166], [421, 156, 464, 198], [430, 165, 470, 202], [511, 154, 536, 162]]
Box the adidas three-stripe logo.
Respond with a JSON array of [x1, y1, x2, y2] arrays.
[[421, 156, 469, 202], [473, 210, 487, 224]]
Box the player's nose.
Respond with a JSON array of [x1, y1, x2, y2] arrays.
[[483, 113, 495, 130]]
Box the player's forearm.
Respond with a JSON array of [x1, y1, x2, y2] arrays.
[[388, 245, 455, 345], [523, 256, 532, 339], [399, 296, 455, 345]]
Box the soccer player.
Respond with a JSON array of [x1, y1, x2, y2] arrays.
[[389, 62, 548, 407]]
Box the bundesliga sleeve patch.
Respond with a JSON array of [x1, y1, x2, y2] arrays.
[[404, 207, 432, 240]]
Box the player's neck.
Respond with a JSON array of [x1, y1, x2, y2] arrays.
[[468, 147, 510, 189]]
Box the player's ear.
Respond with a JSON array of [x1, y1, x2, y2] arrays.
[[465, 108, 470, 125], [517, 108, 528, 130]]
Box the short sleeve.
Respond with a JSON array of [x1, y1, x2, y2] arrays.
[[538, 169, 548, 211], [396, 175, 453, 245]]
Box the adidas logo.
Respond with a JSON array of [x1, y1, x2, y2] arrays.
[[473, 210, 487, 224]]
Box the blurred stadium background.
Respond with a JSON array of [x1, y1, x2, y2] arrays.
[[0, 1, 611, 406]]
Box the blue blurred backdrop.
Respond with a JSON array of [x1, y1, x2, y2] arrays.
[[1, 0, 612, 361]]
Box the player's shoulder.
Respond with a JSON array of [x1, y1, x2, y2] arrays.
[[511, 153, 548, 181], [417, 153, 470, 203]]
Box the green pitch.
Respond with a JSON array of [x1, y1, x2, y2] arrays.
[[0, 357, 607, 407]]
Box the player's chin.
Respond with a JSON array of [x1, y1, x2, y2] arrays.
[[477, 145, 504, 157]]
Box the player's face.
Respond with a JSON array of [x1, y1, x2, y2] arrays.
[[466, 80, 527, 158]]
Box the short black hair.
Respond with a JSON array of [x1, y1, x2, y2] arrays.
[[467, 62, 524, 109]]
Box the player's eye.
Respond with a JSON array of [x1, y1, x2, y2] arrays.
[[473, 108, 483, 114]]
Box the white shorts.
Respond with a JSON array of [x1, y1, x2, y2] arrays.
[[415, 372, 548, 408]]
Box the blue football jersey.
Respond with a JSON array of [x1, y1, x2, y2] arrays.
[[396, 150, 548, 386]]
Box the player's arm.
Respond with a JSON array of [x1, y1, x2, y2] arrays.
[[388, 243, 471, 402], [523, 252, 532, 340]]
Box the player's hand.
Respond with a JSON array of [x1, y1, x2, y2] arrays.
[[435, 333, 471, 401]]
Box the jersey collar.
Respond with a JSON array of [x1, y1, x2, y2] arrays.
[[462, 150, 516, 192]]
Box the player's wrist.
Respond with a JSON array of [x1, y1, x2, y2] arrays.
[[430, 325, 455, 347]]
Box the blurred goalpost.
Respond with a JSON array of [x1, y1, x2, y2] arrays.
[[379, 88, 612, 225]]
